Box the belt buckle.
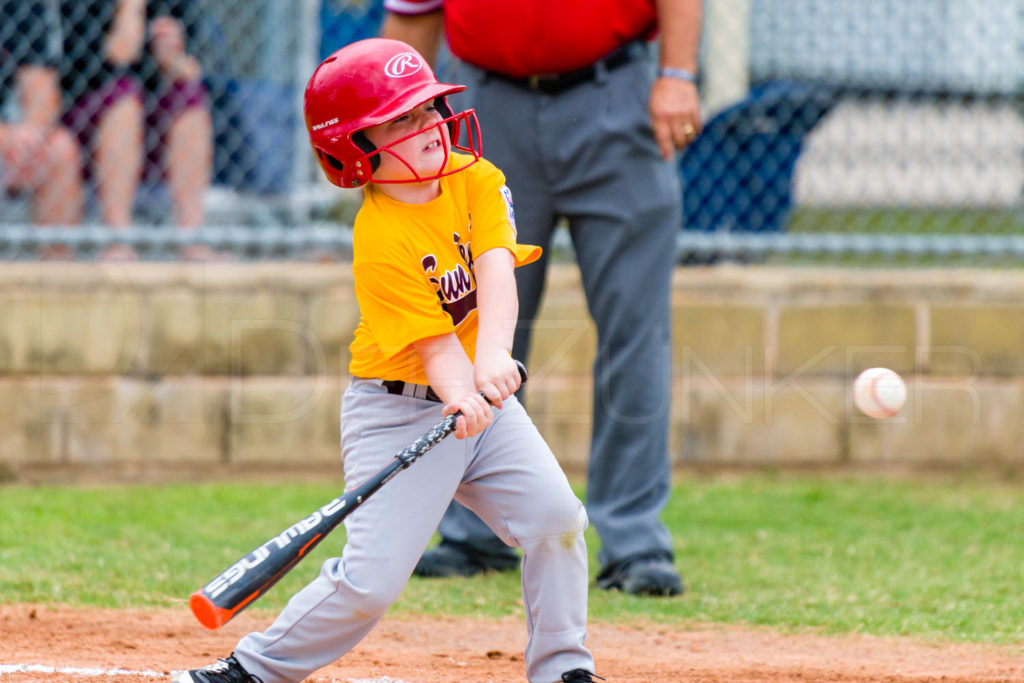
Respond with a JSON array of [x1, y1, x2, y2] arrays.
[[527, 73, 558, 92]]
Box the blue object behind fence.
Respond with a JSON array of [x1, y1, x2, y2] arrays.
[[679, 81, 835, 234], [320, 0, 385, 60]]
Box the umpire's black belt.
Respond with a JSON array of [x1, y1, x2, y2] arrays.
[[381, 379, 443, 403], [486, 41, 642, 95]]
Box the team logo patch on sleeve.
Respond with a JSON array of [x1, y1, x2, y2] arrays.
[[499, 185, 517, 236]]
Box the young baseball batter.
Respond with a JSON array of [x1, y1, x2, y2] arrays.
[[172, 39, 599, 683]]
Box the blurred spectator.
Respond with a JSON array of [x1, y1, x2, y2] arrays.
[[141, 0, 213, 247], [60, 0, 145, 249], [0, 0, 83, 237], [59, 0, 212, 259]]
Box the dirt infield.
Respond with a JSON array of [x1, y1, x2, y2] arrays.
[[1, 604, 1021, 682]]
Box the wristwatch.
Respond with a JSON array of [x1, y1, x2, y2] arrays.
[[657, 67, 697, 83]]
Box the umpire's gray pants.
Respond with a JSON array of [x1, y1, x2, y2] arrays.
[[439, 47, 680, 570]]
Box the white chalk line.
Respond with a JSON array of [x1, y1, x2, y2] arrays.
[[0, 665, 417, 682], [0, 664, 164, 677]]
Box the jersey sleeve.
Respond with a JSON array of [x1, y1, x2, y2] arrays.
[[468, 161, 542, 267], [383, 0, 443, 16], [353, 261, 456, 360]]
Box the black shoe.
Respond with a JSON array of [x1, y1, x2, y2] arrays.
[[413, 540, 519, 578], [596, 551, 684, 597], [171, 654, 262, 682], [561, 669, 606, 682]]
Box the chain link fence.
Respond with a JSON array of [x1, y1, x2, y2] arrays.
[[2, 0, 1024, 263]]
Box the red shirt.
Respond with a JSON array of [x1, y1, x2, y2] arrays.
[[384, 0, 657, 78]]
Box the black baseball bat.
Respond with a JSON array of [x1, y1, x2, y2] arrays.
[[190, 361, 527, 630]]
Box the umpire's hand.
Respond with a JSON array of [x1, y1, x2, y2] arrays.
[[650, 76, 702, 161]]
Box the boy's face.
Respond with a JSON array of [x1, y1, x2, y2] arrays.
[[363, 101, 450, 184]]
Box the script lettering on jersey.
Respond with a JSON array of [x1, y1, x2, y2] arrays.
[[420, 231, 477, 325]]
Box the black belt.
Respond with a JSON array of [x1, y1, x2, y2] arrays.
[[381, 379, 443, 403], [486, 41, 643, 95]]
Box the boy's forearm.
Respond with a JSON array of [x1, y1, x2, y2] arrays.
[[473, 248, 518, 356], [414, 332, 476, 402], [413, 249, 516, 403]]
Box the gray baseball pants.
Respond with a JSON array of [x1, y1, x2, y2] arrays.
[[232, 380, 593, 682]]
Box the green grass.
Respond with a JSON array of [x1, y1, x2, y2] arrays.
[[728, 206, 1024, 267], [787, 206, 1024, 235], [2, 473, 1022, 644]]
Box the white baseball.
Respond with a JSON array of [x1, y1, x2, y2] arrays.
[[853, 367, 906, 419]]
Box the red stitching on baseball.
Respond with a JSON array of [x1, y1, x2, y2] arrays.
[[868, 371, 897, 418]]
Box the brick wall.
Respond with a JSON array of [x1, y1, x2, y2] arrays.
[[2, 263, 1021, 480]]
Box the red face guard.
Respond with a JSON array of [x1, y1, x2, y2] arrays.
[[359, 109, 482, 184]]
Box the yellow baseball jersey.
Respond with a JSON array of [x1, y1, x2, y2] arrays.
[[349, 154, 541, 384]]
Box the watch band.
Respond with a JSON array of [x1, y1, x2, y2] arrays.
[[657, 67, 697, 83]]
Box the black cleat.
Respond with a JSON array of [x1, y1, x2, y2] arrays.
[[413, 540, 519, 578], [171, 654, 262, 682], [561, 669, 606, 682], [596, 551, 684, 597]]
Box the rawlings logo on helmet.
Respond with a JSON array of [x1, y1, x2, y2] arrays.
[[384, 52, 423, 78]]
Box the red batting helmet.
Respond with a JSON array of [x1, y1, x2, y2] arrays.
[[304, 38, 481, 188]]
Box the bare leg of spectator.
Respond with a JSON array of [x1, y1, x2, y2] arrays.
[[169, 107, 213, 259], [35, 127, 83, 226], [167, 104, 212, 229], [95, 95, 143, 259], [35, 128, 84, 260], [167, 105, 213, 260]]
